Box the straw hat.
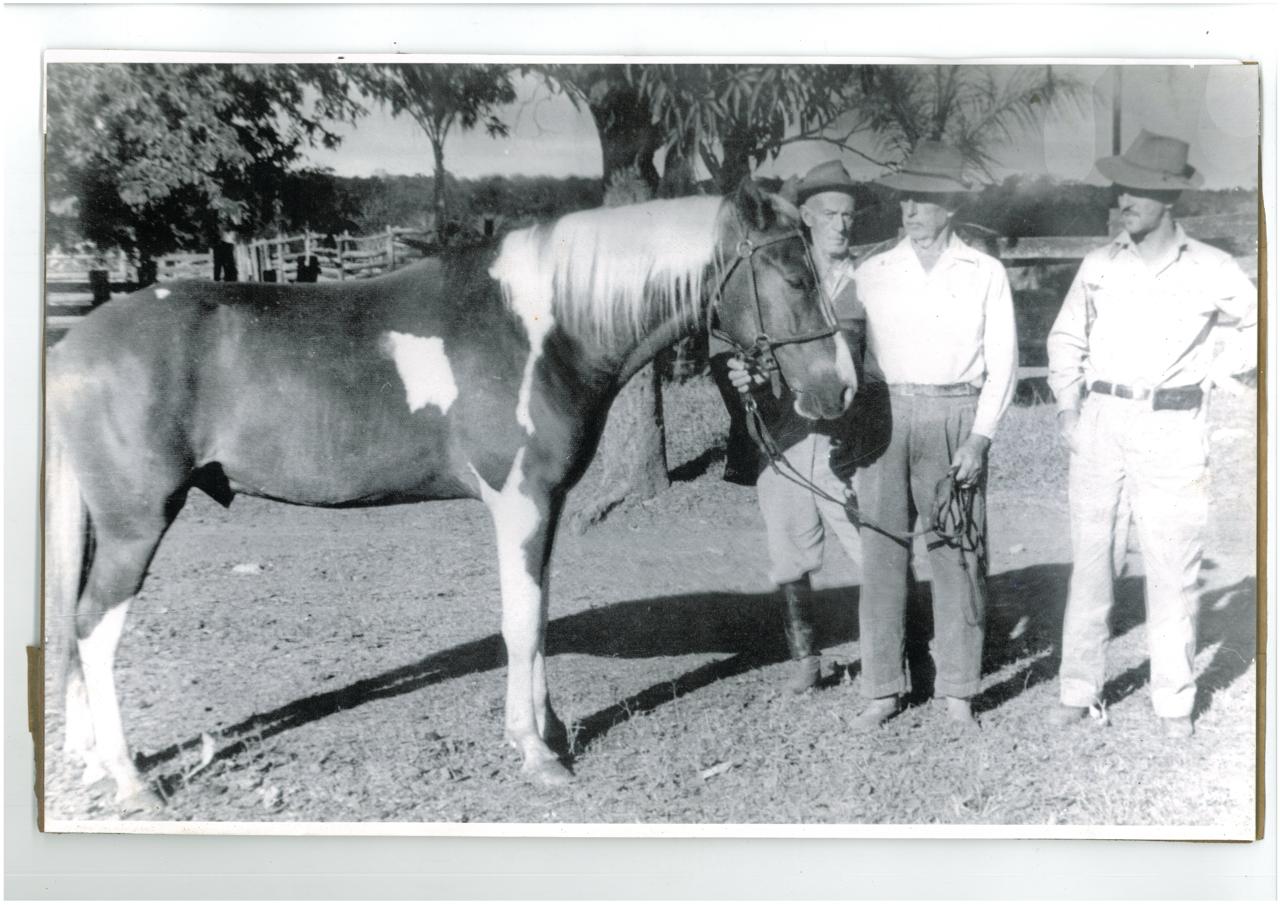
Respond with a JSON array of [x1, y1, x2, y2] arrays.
[[876, 140, 976, 194], [1095, 129, 1204, 190]]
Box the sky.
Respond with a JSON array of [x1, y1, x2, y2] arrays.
[[304, 65, 1259, 190]]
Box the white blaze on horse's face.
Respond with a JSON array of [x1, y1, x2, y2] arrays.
[[833, 331, 858, 407], [490, 231, 556, 435], [383, 332, 459, 414]]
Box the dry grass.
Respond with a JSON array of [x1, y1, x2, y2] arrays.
[[43, 378, 1258, 832]]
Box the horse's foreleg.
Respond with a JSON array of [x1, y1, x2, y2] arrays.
[[533, 648, 569, 752], [477, 451, 572, 787]]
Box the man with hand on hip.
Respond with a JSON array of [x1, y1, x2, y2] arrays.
[[717, 159, 867, 695], [1047, 130, 1256, 738], [852, 140, 1018, 731]]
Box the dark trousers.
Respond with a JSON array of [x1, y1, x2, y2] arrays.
[[855, 392, 987, 699]]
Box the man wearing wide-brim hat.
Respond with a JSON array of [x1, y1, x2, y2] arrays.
[[1047, 130, 1257, 739], [849, 140, 1019, 731], [718, 158, 867, 696]]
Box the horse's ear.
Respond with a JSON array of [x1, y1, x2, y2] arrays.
[[732, 177, 775, 231], [769, 191, 800, 226]]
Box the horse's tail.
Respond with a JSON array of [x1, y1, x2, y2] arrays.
[[44, 423, 89, 698]]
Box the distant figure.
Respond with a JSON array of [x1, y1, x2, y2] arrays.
[[295, 255, 321, 283], [213, 227, 238, 282]]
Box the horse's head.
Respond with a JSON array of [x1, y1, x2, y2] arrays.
[[714, 179, 857, 421]]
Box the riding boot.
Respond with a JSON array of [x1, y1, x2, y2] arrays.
[[781, 578, 821, 694]]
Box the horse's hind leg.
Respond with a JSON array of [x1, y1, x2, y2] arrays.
[[74, 505, 182, 813]]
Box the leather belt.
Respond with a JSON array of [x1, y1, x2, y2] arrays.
[[886, 382, 980, 398], [1088, 381, 1203, 411]]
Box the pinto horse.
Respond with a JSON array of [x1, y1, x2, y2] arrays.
[[44, 181, 857, 812]]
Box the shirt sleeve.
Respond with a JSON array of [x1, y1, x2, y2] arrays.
[[972, 260, 1019, 439], [1046, 258, 1092, 413], [1209, 253, 1260, 379]]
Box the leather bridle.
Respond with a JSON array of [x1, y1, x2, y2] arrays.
[[706, 227, 838, 398]]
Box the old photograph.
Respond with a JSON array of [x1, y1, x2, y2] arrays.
[[39, 57, 1260, 835]]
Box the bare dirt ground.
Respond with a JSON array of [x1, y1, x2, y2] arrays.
[[41, 382, 1258, 830]]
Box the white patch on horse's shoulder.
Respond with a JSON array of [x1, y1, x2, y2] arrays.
[[155, 288, 170, 300], [383, 331, 459, 414], [473, 447, 542, 605], [490, 231, 556, 434]]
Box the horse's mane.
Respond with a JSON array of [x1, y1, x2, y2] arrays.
[[489, 195, 727, 347]]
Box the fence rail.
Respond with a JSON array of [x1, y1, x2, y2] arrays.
[[243, 228, 432, 283]]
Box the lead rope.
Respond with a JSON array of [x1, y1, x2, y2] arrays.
[[741, 391, 983, 562]]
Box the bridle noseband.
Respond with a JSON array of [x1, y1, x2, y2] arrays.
[[706, 227, 838, 398]]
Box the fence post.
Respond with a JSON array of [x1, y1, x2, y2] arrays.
[[275, 236, 285, 283], [338, 231, 349, 281], [387, 225, 395, 272]]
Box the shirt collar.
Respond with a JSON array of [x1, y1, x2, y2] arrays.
[[890, 229, 976, 266], [1108, 223, 1192, 260]]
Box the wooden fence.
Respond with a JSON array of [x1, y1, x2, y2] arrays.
[[243, 228, 432, 283]]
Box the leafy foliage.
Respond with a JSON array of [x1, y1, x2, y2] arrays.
[[351, 64, 517, 224], [46, 63, 365, 258], [630, 64, 858, 191], [854, 65, 1088, 182]]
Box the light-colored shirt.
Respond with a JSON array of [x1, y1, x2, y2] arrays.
[[854, 233, 1019, 438], [1046, 224, 1257, 413]]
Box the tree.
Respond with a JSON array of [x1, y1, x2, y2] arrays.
[[354, 64, 516, 231], [45, 62, 364, 261], [851, 65, 1087, 181], [630, 64, 1086, 193], [631, 64, 857, 193]]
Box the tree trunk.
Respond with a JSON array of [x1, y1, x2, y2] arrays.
[[431, 137, 448, 238], [716, 122, 756, 194], [568, 163, 670, 532], [583, 69, 663, 194]]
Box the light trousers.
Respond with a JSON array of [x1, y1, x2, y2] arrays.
[[755, 433, 862, 587], [1059, 393, 1209, 718]]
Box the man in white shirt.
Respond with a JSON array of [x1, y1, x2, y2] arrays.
[[852, 141, 1019, 730], [1046, 131, 1257, 738], [718, 160, 866, 694]]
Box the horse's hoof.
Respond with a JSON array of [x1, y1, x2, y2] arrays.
[[523, 758, 573, 789], [118, 787, 165, 816]]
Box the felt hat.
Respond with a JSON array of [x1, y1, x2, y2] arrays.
[[787, 160, 863, 205], [1095, 129, 1203, 190], [876, 140, 976, 194]]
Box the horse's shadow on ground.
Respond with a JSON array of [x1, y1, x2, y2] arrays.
[[140, 562, 1258, 795]]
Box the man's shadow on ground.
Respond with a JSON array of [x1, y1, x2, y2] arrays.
[[139, 562, 1257, 796]]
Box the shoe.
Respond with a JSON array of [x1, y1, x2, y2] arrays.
[[945, 696, 980, 730], [1048, 704, 1089, 727], [852, 695, 900, 730], [1162, 716, 1194, 739], [780, 578, 820, 694]]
